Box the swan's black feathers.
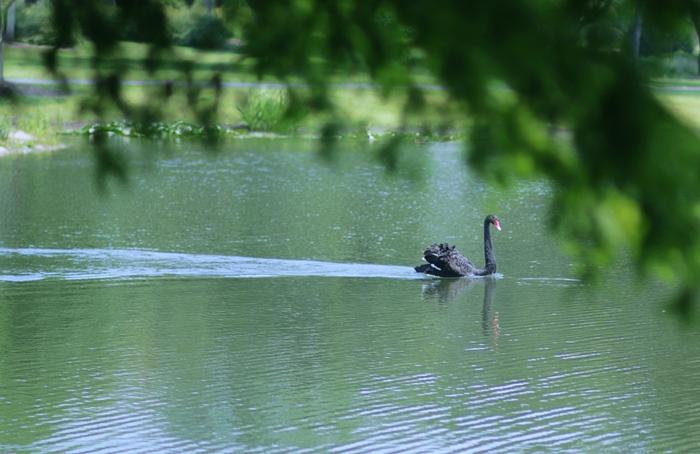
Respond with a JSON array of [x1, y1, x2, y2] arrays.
[[417, 243, 478, 277], [414, 215, 500, 278]]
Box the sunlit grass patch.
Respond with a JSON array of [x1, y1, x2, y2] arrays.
[[235, 90, 296, 132], [657, 91, 700, 130]]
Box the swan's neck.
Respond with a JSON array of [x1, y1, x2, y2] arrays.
[[483, 220, 496, 274]]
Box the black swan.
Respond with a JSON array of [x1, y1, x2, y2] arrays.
[[414, 214, 501, 277]]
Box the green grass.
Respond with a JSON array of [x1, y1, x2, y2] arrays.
[[0, 116, 10, 141], [0, 80, 461, 147], [3, 79, 697, 149], [657, 91, 700, 129], [2, 41, 450, 142], [4, 40, 435, 86], [0, 37, 456, 140], [235, 90, 294, 132], [4, 41, 255, 82], [7, 40, 700, 147], [653, 78, 700, 87]]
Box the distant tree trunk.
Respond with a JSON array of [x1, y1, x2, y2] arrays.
[[5, 1, 14, 42], [690, 2, 700, 75], [0, 0, 5, 81], [631, 3, 643, 60], [0, 0, 17, 81], [204, 0, 213, 15]]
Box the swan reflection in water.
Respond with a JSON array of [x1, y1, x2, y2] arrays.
[[421, 277, 499, 347], [481, 278, 499, 348]]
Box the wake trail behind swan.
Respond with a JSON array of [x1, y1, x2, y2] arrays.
[[0, 247, 422, 282], [0, 248, 579, 284]]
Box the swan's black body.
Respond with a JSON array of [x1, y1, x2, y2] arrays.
[[415, 215, 500, 277]]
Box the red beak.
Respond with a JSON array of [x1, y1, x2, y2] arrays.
[[494, 220, 501, 231]]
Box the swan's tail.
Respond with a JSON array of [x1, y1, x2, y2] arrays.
[[414, 263, 432, 273], [414, 262, 449, 277], [416, 243, 466, 277]]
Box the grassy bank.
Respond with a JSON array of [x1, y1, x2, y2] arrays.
[[1, 84, 456, 129], [0, 43, 458, 144], [3, 42, 700, 151], [4, 41, 254, 82], [4, 41, 432, 86], [657, 90, 700, 130]]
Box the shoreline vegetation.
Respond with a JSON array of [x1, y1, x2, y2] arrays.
[[2, 43, 700, 157]]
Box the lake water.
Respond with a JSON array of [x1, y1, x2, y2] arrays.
[[0, 139, 697, 452]]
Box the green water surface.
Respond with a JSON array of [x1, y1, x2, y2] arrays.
[[0, 140, 696, 452]]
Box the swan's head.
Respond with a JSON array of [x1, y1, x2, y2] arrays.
[[486, 214, 501, 231]]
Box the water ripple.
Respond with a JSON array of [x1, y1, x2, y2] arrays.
[[0, 248, 694, 452]]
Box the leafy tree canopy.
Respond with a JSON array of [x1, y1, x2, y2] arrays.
[[40, 0, 700, 315]]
